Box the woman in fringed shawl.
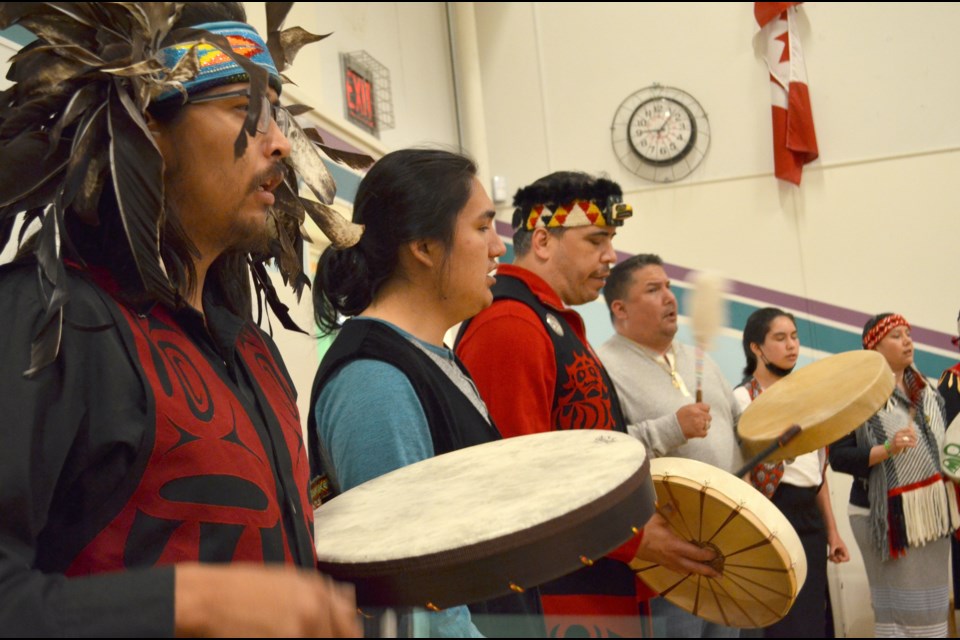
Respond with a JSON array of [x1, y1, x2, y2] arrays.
[[830, 313, 960, 637]]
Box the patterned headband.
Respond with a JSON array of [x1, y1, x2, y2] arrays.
[[157, 21, 282, 101], [517, 199, 633, 231], [863, 314, 910, 350]]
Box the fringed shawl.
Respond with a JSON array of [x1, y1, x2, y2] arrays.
[[855, 367, 958, 560]]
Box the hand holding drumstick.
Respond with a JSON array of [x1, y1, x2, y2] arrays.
[[677, 403, 712, 440]]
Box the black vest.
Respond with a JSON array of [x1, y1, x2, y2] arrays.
[[309, 320, 501, 496], [308, 320, 543, 637], [459, 274, 628, 434]]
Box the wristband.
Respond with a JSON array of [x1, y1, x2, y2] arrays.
[[884, 439, 894, 456]]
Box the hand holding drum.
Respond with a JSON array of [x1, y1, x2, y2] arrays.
[[631, 457, 806, 629]]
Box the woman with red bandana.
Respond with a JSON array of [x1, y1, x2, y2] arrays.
[[830, 313, 958, 637]]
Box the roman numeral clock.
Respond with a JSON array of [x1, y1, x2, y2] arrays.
[[611, 84, 710, 183]]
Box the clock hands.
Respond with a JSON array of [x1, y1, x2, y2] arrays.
[[634, 112, 673, 135], [658, 111, 672, 134]]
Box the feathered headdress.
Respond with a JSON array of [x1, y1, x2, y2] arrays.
[[0, 2, 372, 375]]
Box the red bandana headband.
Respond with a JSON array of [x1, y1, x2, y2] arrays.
[[863, 314, 910, 350]]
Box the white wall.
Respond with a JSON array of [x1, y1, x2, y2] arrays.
[[475, 2, 960, 335], [247, 2, 460, 151]]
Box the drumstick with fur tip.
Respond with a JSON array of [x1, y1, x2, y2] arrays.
[[689, 271, 728, 403]]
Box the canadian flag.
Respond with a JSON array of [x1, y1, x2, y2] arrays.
[[756, 2, 818, 185]]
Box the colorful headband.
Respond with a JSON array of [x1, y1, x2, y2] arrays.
[[516, 198, 633, 231], [863, 314, 910, 350], [157, 21, 282, 101]]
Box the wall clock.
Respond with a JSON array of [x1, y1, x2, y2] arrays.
[[611, 84, 710, 183]]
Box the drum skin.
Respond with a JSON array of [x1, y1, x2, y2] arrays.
[[313, 430, 656, 609], [738, 350, 894, 463], [632, 457, 806, 629]]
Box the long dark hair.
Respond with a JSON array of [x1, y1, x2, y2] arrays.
[[741, 307, 797, 379], [313, 148, 477, 336]]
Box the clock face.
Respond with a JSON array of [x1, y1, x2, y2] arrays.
[[612, 86, 710, 183], [628, 98, 696, 165]]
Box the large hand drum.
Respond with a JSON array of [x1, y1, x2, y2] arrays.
[[738, 350, 894, 463], [313, 430, 655, 609], [631, 457, 806, 628]]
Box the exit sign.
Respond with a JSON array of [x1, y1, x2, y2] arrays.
[[343, 66, 376, 134]]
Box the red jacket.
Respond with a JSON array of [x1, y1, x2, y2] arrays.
[[457, 263, 651, 637]]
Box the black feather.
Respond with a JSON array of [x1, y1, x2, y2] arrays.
[[66, 103, 109, 224], [48, 83, 100, 153], [17, 208, 45, 248], [107, 83, 173, 305], [0, 131, 69, 209], [316, 143, 374, 171], [0, 3, 50, 30], [0, 211, 15, 252], [284, 103, 313, 117], [265, 2, 295, 70], [250, 260, 307, 335], [275, 26, 328, 68]]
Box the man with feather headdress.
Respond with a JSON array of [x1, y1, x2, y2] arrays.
[[0, 2, 366, 636]]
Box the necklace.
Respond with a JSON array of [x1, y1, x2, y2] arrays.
[[637, 342, 690, 397]]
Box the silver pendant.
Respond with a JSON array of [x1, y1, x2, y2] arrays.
[[545, 313, 564, 337]]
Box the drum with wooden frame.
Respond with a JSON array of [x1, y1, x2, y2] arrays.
[[312, 430, 656, 610], [631, 457, 806, 628], [738, 350, 894, 464]]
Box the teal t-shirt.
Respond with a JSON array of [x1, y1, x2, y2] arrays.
[[314, 318, 483, 638]]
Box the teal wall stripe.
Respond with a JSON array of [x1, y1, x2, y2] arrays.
[[323, 160, 360, 205], [0, 25, 34, 46]]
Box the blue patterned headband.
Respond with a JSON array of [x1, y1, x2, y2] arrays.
[[157, 21, 282, 101]]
